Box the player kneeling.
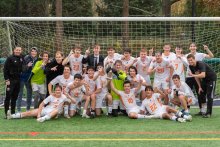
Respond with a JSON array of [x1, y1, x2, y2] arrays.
[[140, 86, 192, 122], [7, 85, 70, 122], [64, 74, 91, 118], [168, 74, 197, 115]]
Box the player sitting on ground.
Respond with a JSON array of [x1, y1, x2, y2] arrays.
[[168, 74, 197, 115], [110, 80, 156, 119], [7, 85, 70, 122], [140, 86, 192, 123]]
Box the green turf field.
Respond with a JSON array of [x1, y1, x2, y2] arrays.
[[0, 108, 220, 147]]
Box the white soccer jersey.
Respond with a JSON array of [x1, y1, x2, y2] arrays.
[[66, 84, 86, 99], [140, 93, 163, 115], [118, 89, 138, 110], [185, 52, 207, 78], [149, 59, 171, 80], [43, 94, 67, 110], [50, 75, 74, 93], [171, 56, 187, 81], [96, 74, 108, 94], [169, 81, 196, 105], [162, 52, 176, 63], [134, 57, 153, 80], [121, 56, 135, 71], [84, 74, 98, 93], [68, 54, 83, 75], [104, 53, 122, 70], [127, 74, 145, 89]]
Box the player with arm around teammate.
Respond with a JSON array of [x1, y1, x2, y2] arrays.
[[7, 85, 70, 122], [140, 86, 192, 122], [168, 74, 197, 115]]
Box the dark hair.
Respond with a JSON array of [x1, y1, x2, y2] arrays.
[[87, 66, 95, 71], [64, 65, 71, 71], [74, 74, 82, 80], [56, 51, 64, 57], [54, 84, 62, 90], [97, 62, 104, 67], [175, 45, 182, 49], [114, 60, 122, 65], [123, 80, 131, 86], [107, 46, 115, 50], [41, 51, 50, 58], [128, 66, 138, 75], [187, 54, 195, 59], [172, 74, 180, 80], [145, 85, 154, 91], [124, 48, 131, 53], [155, 51, 162, 56]]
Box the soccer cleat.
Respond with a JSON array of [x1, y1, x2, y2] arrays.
[[90, 112, 95, 119], [82, 113, 90, 119], [64, 114, 70, 119], [177, 117, 186, 123], [195, 111, 205, 116], [7, 110, 12, 120], [202, 113, 211, 118], [37, 117, 46, 123], [184, 115, 192, 122]]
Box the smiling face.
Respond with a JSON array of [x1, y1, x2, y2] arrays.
[[93, 45, 100, 55], [63, 66, 71, 77], [30, 49, 38, 58], [187, 57, 196, 66], [163, 44, 171, 52], [155, 53, 162, 63], [189, 43, 197, 53], [42, 53, 49, 62], [145, 88, 153, 98], [13, 47, 22, 56], [129, 68, 136, 77], [123, 83, 131, 93], [107, 48, 115, 56], [54, 86, 62, 97]]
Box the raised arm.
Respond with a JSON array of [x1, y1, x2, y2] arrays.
[[203, 45, 214, 58]]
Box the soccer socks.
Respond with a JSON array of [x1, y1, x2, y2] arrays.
[[137, 114, 158, 119], [11, 113, 22, 119], [64, 105, 69, 115], [171, 115, 178, 121], [108, 105, 113, 114]]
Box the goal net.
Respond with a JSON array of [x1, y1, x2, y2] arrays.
[[0, 17, 220, 102]]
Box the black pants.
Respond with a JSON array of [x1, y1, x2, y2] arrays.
[[202, 80, 216, 115], [186, 77, 206, 108], [4, 79, 20, 115]]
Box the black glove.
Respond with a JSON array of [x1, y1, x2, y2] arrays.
[[106, 66, 112, 74], [111, 68, 119, 77]]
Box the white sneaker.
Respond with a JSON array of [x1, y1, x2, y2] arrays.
[[177, 117, 186, 123], [7, 110, 12, 120], [82, 113, 90, 118], [64, 114, 70, 119], [184, 115, 192, 122], [37, 117, 46, 123]]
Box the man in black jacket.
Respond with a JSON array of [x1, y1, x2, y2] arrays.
[[187, 54, 217, 118], [3, 47, 23, 118], [82, 44, 104, 70]]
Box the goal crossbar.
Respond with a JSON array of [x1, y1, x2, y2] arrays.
[[0, 17, 220, 22]]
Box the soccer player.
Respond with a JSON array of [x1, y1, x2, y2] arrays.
[[187, 54, 217, 118], [93, 63, 113, 116], [148, 51, 174, 105], [185, 43, 214, 115], [110, 60, 127, 117], [17, 47, 38, 112], [168, 74, 197, 115], [45, 51, 64, 97], [110, 80, 156, 119], [31, 51, 49, 108], [140, 86, 192, 122], [170, 46, 188, 82], [7, 85, 70, 123], [103, 47, 122, 70], [3, 47, 23, 118], [65, 74, 91, 118], [162, 44, 176, 62], [121, 48, 136, 72], [133, 48, 153, 85], [127, 66, 148, 100], [83, 66, 99, 118], [62, 46, 84, 76]]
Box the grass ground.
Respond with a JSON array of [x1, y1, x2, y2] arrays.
[[0, 108, 220, 147]]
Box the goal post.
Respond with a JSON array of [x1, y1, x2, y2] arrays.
[[0, 17, 220, 101]]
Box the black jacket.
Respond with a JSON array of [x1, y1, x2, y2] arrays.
[[82, 54, 104, 70], [44, 59, 64, 84], [3, 54, 23, 81]]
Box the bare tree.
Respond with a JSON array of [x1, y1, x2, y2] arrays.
[[122, 0, 129, 50], [55, 0, 63, 51]]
